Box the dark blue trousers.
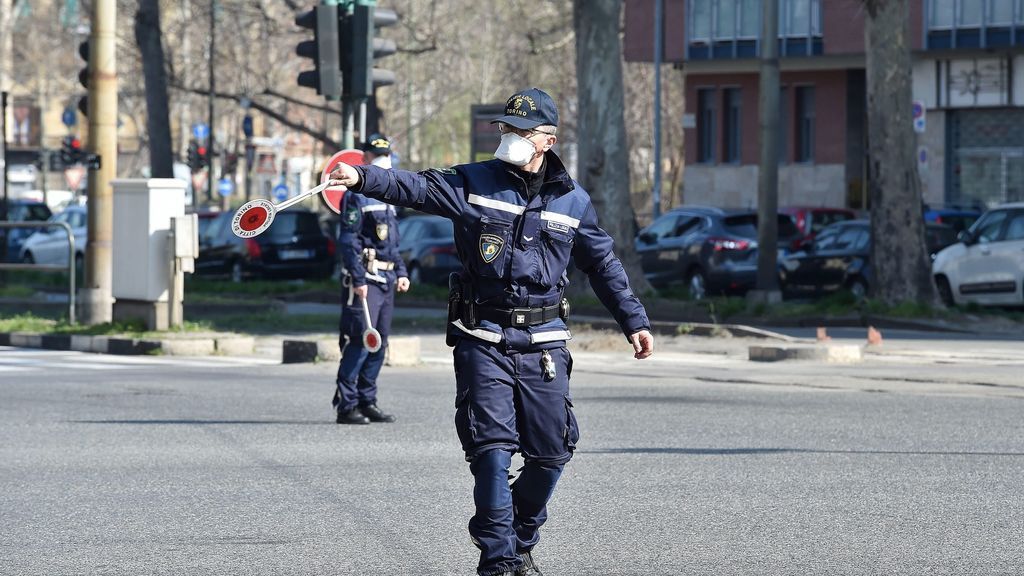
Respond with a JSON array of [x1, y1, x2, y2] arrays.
[[453, 340, 579, 576], [334, 281, 394, 412]]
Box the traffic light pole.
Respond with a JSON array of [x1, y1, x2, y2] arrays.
[[207, 0, 216, 204], [752, 0, 781, 303], [81, 0, 118, 325]]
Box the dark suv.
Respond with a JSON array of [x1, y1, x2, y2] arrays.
[[1, 200, 52, 262], [635, 207, 801, 299], [196, 210, 335, 282]]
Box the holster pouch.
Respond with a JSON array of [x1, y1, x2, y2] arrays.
[[446, 273, 461, 347]]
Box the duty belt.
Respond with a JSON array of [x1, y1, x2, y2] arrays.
[[476, 302, 562, 328]]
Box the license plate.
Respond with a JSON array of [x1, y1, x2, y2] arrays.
[[279, 249, 313, 260]]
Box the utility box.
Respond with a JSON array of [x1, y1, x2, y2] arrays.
[[111, 178, 187, 330]]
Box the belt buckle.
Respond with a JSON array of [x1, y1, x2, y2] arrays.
[[510, 307, 531, 327]]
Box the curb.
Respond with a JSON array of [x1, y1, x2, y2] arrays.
[[282, 336, 422, 366], [0, 331, 254, 357], [572, 316, 799, 342], [749, 344, 863, 363]]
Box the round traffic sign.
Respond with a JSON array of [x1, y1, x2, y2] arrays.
[[273, 184, 289, 203], [319, 149, 365, 214], [232, 199, 275, 238]]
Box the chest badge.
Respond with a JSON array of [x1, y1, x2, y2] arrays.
[[479, 234, 505, 264], [375, 223, 389, 241]]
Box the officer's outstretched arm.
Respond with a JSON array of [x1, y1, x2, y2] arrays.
[[340, 164, 468, 221], [572, 203, 652, 342]]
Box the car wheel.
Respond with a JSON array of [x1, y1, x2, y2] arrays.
[[230, 260, 243, 283], [21, 252, 34, 265], [848, 277, 868, 301], [935, 275, 955, 307], [686, 268, 707, 301], [409, 263, 422, 284]]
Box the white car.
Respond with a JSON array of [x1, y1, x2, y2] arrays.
[[932, 203, 1024, 306], [19, 205, 88, 268]]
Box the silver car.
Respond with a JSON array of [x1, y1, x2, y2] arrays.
[[19, 205, 87, 268]]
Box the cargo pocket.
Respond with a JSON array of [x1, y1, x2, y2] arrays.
[[476, 216, 513, 278], [563, 394, 580, 451], [540, 229, 574, 288], [455, 389, 478, 453]]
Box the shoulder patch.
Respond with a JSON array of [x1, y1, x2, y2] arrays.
[[343, 201, 360, 226]]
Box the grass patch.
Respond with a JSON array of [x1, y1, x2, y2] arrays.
[[185, 277, 338, 297]]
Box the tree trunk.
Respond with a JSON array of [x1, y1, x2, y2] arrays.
[[574, 0, 652, 294], [135, 0, 174, 178], [863, 0, 936, 305]]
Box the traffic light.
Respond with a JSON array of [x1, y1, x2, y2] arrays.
[[77, 40, 90, 117], [187, 140, 201, 173], [60, 135, 84, 166], [223, 152, 239, 176], [295, 3, 342, 100], [349, 3, 398, 100]]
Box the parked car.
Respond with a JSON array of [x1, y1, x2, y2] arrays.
[[780, 219, 958, 300], [634, 207, 802, 298], [923, 205, 982, 235], [397, 214, 459, 285], [19, 204, 87, 270], [195, 210, 335, 282], [2, 199, 52, 262], [780, 206, 858, 251], [932, 203, 1024, 307]]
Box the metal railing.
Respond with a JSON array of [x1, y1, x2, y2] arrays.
[[0, 222, 76, 324]]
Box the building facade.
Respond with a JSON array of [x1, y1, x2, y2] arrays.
[[626, 0, 1024, 210]]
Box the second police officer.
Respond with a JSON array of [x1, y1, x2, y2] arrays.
[[332, 134, 410, 425], [330, 89, 654, 575]]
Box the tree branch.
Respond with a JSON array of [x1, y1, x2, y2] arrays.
[[169, 81, 341, 149], [262, 88, 341, 115]]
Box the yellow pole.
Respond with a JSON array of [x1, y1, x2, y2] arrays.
[[82, 0, 117, 324]]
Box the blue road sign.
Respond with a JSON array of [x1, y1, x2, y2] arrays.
[[193, 123, 210, 140], [217, 177, 234, 197], [242, 115, 253, 139], [62, 107, 77, 127], [273, 184, 289, 202]]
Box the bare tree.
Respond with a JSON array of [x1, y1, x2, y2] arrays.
[[135, 0, 173, 177], [863, 0, 937, 305], [574, 0, 651, 293]]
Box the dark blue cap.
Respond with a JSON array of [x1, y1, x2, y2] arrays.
[[491, 88, 559, 130], [363, 133, 391, 155]]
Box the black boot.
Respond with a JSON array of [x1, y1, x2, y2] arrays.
[[515, 551, 542, 576], [336, 408, 370, 425], [360, 404, 396, 423]]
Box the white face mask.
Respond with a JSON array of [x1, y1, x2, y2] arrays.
[[370, 154, 392, 169], [494, 132, 540, 166]]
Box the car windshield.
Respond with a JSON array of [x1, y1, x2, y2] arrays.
[[12, 204, 51, 221], [265, 213, 321, 240], [723, 214, 801, 239], [426, 219, 454, 240], [810, 211, 854, 233]]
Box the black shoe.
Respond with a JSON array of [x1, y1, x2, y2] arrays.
[[515, 551, 542, 576], [336, 408, 371, 425], [360, 404, 396, 423]]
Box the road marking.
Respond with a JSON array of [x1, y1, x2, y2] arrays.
[[0, 346, 279, 373]]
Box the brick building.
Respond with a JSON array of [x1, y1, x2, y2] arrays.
[[625, 0, 1024, 210]]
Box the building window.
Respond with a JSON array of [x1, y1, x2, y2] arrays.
[[925, 0, 1020, 28], [779, 0, 822, 37], [795, 86, 815, 163], [688, 0, 820, 59], [722, 88, 742, 163], [697, 88, 717, 164]]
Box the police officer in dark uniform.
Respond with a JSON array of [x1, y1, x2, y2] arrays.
[[330, 89, 654, 575], [332, 134, 410, 425]]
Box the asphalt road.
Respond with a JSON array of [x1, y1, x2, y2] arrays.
[[1, 344, 1022, 575]]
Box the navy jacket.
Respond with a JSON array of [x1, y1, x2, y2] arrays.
[[338, 191, 407, 287], [353, 151, 649, 347]]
